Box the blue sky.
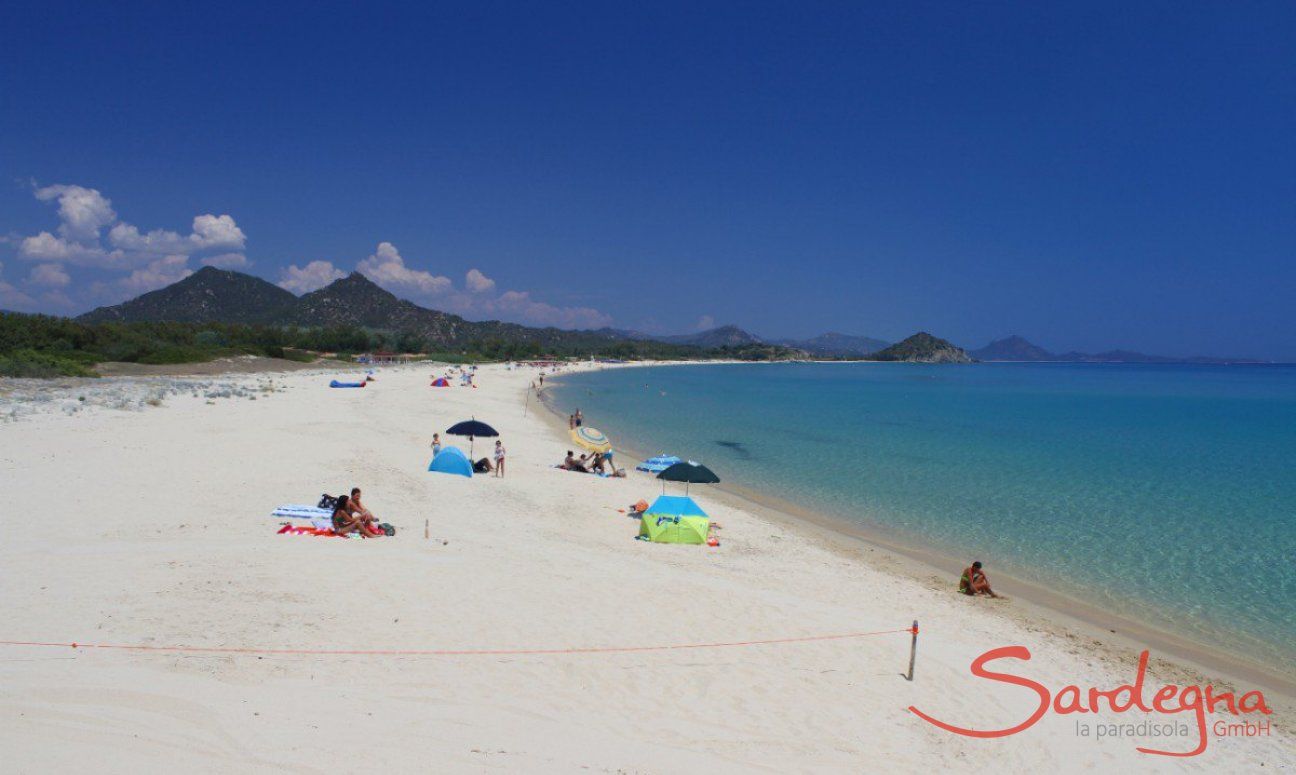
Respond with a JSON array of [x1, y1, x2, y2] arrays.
[[2, 2, 1293, 358]]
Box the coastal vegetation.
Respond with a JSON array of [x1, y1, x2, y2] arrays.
[[0, 310, 793, 377]]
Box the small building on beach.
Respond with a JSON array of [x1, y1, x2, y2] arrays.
[[355, 351, 412, 365]]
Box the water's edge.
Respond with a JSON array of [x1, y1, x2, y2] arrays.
[[538, 364, 1296, 701]]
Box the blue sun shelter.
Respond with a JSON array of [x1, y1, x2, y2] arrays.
[[428, 446, 473, 478]]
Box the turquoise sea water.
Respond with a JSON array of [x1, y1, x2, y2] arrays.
[[551, 363, 1296, 678]]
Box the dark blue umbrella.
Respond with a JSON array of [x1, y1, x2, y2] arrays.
[[446, 418, 498, 458], [657, 461, 720, 494]]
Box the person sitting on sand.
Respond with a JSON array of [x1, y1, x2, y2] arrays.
[[331, 494, 379, 537], [473, 457, 494, 474], [959, 561, 998, 598], [562, 451, 588, 472], [348, 487, 379, 530]]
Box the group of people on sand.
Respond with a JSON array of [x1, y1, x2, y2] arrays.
[[330, 487, 384, 537], [430, 432, 506, 477], [560, 449, 625, 477]]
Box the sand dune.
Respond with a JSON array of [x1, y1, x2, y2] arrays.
[[1, 362, 1290, 772]]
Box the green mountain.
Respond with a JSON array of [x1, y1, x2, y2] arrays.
[[69, 269, 801, 358], [872, 332, 973, 363], [779, 332, 890, 357], [971, 335, 1053, 361], [78, 266, 297, 324], [660, 325, 764, 348]]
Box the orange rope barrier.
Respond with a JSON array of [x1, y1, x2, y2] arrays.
[[0, 627, 914, 658]]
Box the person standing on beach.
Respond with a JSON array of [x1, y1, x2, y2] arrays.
[[431, 433, 442, 455], [493, 439, 506, 477], [959, 561, 998, 598], [568, 414, 575, 429], [574, 408, 583, 427]]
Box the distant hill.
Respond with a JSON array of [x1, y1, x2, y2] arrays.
[[968, 334, 1268, 364], [79, 266, 297, 324], [777, 332, 889, 358], [660, 325, 764, 348], [70, 269, 801, 357], [971, 335, 1054, 361], [872, 332, 973, 363]]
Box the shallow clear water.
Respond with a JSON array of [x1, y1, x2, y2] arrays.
[[552, 362, 1296, 677]]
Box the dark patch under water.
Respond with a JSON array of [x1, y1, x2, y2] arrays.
[[715, 440, 754, 459]]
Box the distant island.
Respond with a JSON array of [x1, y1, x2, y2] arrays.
[[969, 335, 1268, 365], [872, 332, 973, 363]]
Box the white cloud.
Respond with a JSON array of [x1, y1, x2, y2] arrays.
[[29, 263, 71, 288], [486, 290, 613, 329], [201, 252, 250, 269], [278, 260, 345, 294], [696, 314, 716, 331], [34, 184, 116, 243], [0, 261, 38, 310], [356, 242, 451, 297], [107, 223, 189, 254], [189, 214, 246, 252], [17, 231, 128, 268], [465, 268, 496, 293], [120, 255, 192, 293], [11, 183, 258, 311]]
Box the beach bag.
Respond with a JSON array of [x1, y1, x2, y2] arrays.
[[318, 494, 339, 510], [379, 523, 395, 536]]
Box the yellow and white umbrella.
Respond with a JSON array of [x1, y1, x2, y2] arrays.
[[570, 426, 612, 453]]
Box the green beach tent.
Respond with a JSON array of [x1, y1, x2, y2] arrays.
[[639, 495, 710, 544]]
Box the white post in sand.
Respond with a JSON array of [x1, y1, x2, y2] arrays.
[[907, 620, 919, 681]]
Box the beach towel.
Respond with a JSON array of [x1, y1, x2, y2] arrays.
[[330, 380, 367, 388], [276, 522, 383, 538], [272, 504, 333, 521]]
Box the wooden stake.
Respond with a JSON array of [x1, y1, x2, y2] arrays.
[[907, 620, 919, 681], [424, 519, 429, 540]]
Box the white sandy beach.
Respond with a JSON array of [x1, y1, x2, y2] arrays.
[[1, 361, 1291, 773]]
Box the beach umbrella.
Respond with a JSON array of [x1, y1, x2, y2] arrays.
[[446, 418, 498, 458], [570, 426, 612, 453], [656, 460, 720, 495]]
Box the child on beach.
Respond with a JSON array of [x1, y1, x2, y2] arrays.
[[493, 439, 506, 477], [959, 561, 998, 598], [431, 433, 442, 455]]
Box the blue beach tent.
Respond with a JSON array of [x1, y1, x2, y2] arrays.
[[428, 446, 473, 478]]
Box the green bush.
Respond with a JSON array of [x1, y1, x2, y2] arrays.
[[137, 346, 214, 365], [0, 349, 98, 378]]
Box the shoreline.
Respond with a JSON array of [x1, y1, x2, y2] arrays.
[[3, 359, 1292, 769], [540, 361, 1296, 703]]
